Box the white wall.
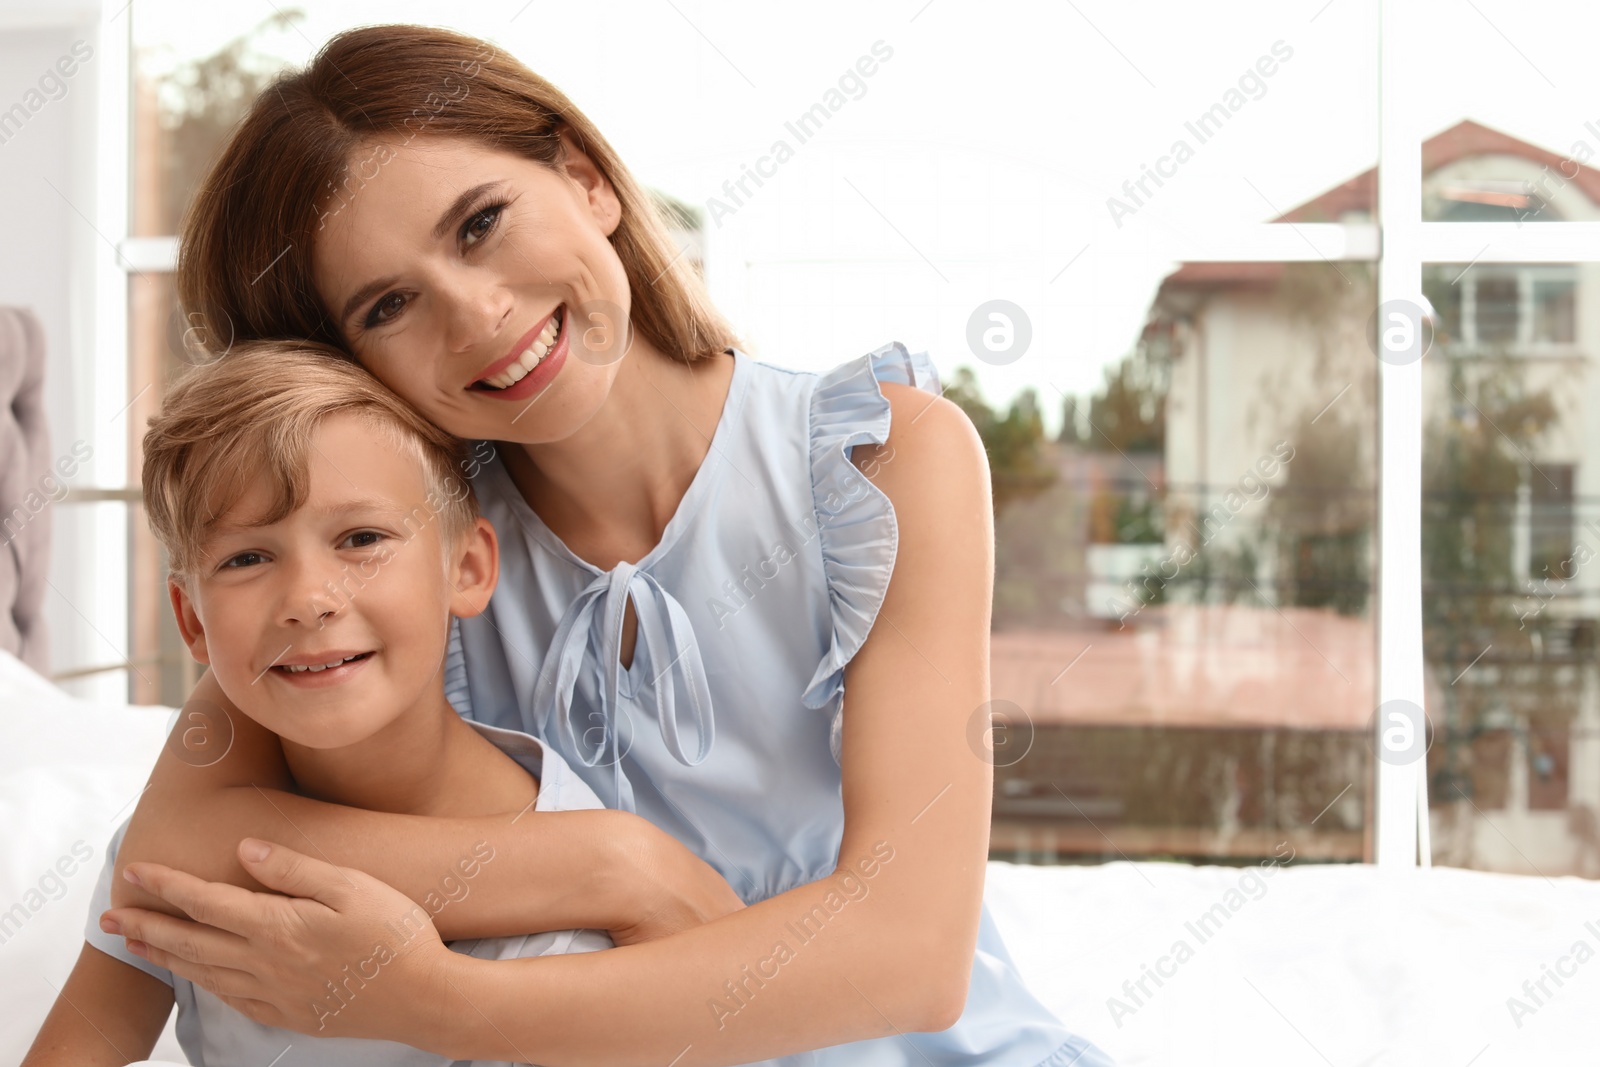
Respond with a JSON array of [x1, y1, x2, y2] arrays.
[[1, 1, 129, 700]]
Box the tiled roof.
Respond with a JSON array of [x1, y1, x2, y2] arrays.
[[1160, 119, 1597, 293]]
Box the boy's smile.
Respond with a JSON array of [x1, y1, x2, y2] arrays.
[[270, 650, 374, 686]]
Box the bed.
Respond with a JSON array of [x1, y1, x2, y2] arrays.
[[1, 648, 1594, 1066]]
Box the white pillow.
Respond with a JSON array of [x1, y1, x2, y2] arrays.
[[0, 650, 186, 1063]]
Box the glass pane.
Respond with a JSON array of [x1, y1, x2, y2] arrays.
[[1422, 260, 1595, 878], [944, 259, 1378, 866], [1474, 274, 1519, 344], [1534, 276, 1577, 343], [1414, 0, 1600, 222], [130, 2, 1377, 240], [127, 271, 202, 706], [131, 12, 300, 236]]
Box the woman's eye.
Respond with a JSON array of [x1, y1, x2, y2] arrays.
[[460, 202, 504, 248], [366, 291, 407, 328]]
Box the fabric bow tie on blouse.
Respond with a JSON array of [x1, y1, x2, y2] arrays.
[[530, 559, 714, 813]]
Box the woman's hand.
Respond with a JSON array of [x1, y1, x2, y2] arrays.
[[101, 838, 455, 1047], [607, 820, 748, 945]]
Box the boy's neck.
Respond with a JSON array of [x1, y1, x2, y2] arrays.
[[279, 688, 537, 818]]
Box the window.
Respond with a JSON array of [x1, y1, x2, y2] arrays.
[[1475, 273, 1520, 343], [1534, 275, 1577, 343], [1529, 463, 1575, 580], [1427, 265, 1580, 350], [50, 0, 1600, 874]]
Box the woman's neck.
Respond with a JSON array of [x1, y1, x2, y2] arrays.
[[281, 694, 537, 819], [508, 340, 736, 569]]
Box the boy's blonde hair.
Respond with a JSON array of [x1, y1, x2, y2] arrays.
[[143, 341, 481, 577]]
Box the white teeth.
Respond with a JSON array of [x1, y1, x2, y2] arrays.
[[282, 654, 363, 674], [479, 309, 563, 390]]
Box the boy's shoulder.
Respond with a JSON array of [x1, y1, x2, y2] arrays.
[[461, 718, 608, 813], [82, 819, 178, 989]]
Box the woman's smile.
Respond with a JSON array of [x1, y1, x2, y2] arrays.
[[469, 303, 568, 399]]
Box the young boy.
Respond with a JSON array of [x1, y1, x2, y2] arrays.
[[23, 341, 612, 1067]]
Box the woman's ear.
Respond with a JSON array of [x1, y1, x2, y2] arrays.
[[557, 126, 621, 237], [449, 516, 499, 618], [168, 577, 212, 664]]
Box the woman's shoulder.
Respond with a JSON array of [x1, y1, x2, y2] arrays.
[[733, 340, 946, 470], [798, 339, 947, 498], [784, 343, 955, 759], [737, 340, 942, 402]]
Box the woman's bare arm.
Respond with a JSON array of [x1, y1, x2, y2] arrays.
[[114, 669, 743, 942], [109, 384, 992, 1065]]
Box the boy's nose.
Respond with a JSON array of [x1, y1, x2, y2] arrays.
[[278, 561, 347, 627]]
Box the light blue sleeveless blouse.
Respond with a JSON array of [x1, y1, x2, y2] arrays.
[[444, 342, 1114, 1067]]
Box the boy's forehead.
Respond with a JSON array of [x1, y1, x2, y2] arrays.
[[208, 493, 423, 534], [317, 412, 433, 482], [203, 417, 437, 539]]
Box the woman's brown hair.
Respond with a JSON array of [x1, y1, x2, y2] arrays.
[[176, 24, 738, 364]]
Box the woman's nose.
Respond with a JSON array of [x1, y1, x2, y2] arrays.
[[440, 271, 513, 353]]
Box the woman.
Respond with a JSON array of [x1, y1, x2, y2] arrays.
[[100, 24, 1114, 1067]]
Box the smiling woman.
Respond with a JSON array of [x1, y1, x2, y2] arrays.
[[50, 22, 1116, 1067]]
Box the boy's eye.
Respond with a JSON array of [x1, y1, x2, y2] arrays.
[[342, 531, 385, 549], [221, 551, 265, 569]]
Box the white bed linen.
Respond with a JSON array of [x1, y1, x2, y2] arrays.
[[1, 651, 186, 1062], [4, 650, 1597, 1065]]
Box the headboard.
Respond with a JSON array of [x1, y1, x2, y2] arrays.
[[0, 307, 50, 675]]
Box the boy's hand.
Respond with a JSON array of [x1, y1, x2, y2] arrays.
[[100, 838, 454, 1047]]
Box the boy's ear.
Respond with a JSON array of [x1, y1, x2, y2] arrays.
[[168, 577, 211, 664], [449, 517, 499, 618]]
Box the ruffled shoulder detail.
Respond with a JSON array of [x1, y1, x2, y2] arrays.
[[802, 341, 942, 765]]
